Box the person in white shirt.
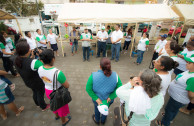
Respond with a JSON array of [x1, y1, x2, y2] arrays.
[[47, 29, 59, 56], [111, 24, 123, 62], [96, 26, 108, 58], [24, 31, 37, 58], [122, 28, 132, 54], [158, 34, 168, 56], [35, 29, 47, 48], [135, 32, 149, 65]]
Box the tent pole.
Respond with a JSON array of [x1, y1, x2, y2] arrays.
[[16, 18, 23, 37], [58, 23, 64, 57], [130, 23, 138, 58], [96, 23, 99, 55], [171, 21, 178, 39], [178, 23, 185, 41]]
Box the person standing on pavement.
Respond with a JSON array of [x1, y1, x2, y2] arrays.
[[36, 29, 47, 49], [13, 39, 49, 111], [38, 49, 71, 126], [96, 26, 108, 58], [111, 24, 123, 62], [47, 29, 59, 56], [2, 31, 16, 52], [70, 27, 80, 56], [80, 28, 93, 62], [0, 34, 18, 77], [135, 32, 149, 65], [0, 70, 24, 120], [24, 31, 37, 58], [122, 28, 132, 54], [86, 58, 122, 125], [156, 56, 194, 126]]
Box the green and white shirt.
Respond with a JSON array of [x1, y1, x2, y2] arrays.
[[31, 59, 43, 71], [5, 37, 15, 50], [36, 34, 47, 48], [124, 32, 132, 42], [0, 42, 12, 57], [38, 66, 66, 90], [180, 48, 194, 58], [168, 71, 194, 104], [137, 37, 149, 51], [80, 33, 93, 47], [108, 29, 112, 37]]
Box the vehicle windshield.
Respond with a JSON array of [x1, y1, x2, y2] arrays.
[[83, 23, 92, 26]]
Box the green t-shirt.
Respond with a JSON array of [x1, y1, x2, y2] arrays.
[[57, 71, 66, 84], [0, 43, 5, 49], [31, 59, 43, 71]]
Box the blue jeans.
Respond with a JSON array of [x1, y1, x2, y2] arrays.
[[92, 100, 114, 123], [82, 47, 90, 60], [161, 97, 185, 126], [136, 50, 145, 64], [97, 41, 106, 57], [111, 43, 121, 61], [72, 40, 78, 53]]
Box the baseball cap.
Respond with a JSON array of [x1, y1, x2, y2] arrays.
[[160, 34, 168, 38], [184, 56, 194, 63], [97, 100, 110, 116], [101, 26, 105, 30]]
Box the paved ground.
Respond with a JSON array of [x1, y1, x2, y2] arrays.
[[0, 42, 193, 126]]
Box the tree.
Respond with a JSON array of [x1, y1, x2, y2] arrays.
[[0, 0, 44, 17]]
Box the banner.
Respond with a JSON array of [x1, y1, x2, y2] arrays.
[[44, 4, 63, 15]]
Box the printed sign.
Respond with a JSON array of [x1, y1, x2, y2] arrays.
[[44, 4, 63, 15]]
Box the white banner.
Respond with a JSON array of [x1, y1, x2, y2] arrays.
[[44, 4, 63, 15], [183, 28, 194, 44]]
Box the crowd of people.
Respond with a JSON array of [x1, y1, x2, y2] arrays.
[[0, 24, 194, 126]]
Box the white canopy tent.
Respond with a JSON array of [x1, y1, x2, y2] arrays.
[[57, 3, 179, 56]]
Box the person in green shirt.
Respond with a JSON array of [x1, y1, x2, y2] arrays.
[[86, 58, 122, 125]]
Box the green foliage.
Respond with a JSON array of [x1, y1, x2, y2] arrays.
[[0, 0, 44, 17], [0, 22, 8, 33]]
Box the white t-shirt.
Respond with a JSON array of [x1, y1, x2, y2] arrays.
[[137, 37, 149, 51], [124, 32, 132, 42], [38, 66, 66, 90], [25, 36, 37, 50], [154, 39, 167, 53], [180, 48, 194, 58], [171, 56, 187, 72], [168, 71, 194, 104], [97, 31, 108, 42], [5, 37, 14, 50], [36, 34, 47, 48], [47, 33, 58, 45], [158, 72, 171, 96], [111, 30, 123, 44]]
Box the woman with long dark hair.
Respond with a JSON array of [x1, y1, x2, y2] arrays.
[[86, 58, 122, 125], [0, 34, 18, 77], [38, 49, 71, 126], [13, 39, 49, 111], [123, 28, 132, 54]]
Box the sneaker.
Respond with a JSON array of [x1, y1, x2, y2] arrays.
[[124, 51, 127, 54], [110, 58, 114, 60], [87, 59, 90, 62], [7, 71, 11, 74], [96, 56, 100, 58], [42, 104, 50, 111], [83, 59, 86, 62], [115, 60, 119, 62], [179, 107, 191, 115]]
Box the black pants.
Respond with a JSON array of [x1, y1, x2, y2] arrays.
[[150, 52, 159, 68], [123, 40, 131, 50], [187, 102, 194, 110], [31, 87, 47, 109], [2, 57, 17, 76], [97, 41, 106, 57]]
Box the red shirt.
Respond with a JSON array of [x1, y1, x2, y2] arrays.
[[143, 28, 147, 33]]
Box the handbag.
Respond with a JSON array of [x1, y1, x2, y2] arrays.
[[113, 103, 134, 126], [49, 70, 72, 111]]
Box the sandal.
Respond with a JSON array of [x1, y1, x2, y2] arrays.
[[55, 117, 60, 120], [16, 106, 24, 116], [1, 111, 7, 120], [92, 114, 100, 125], [155, 120, 163, 126], [62, 116, 71, 126]]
